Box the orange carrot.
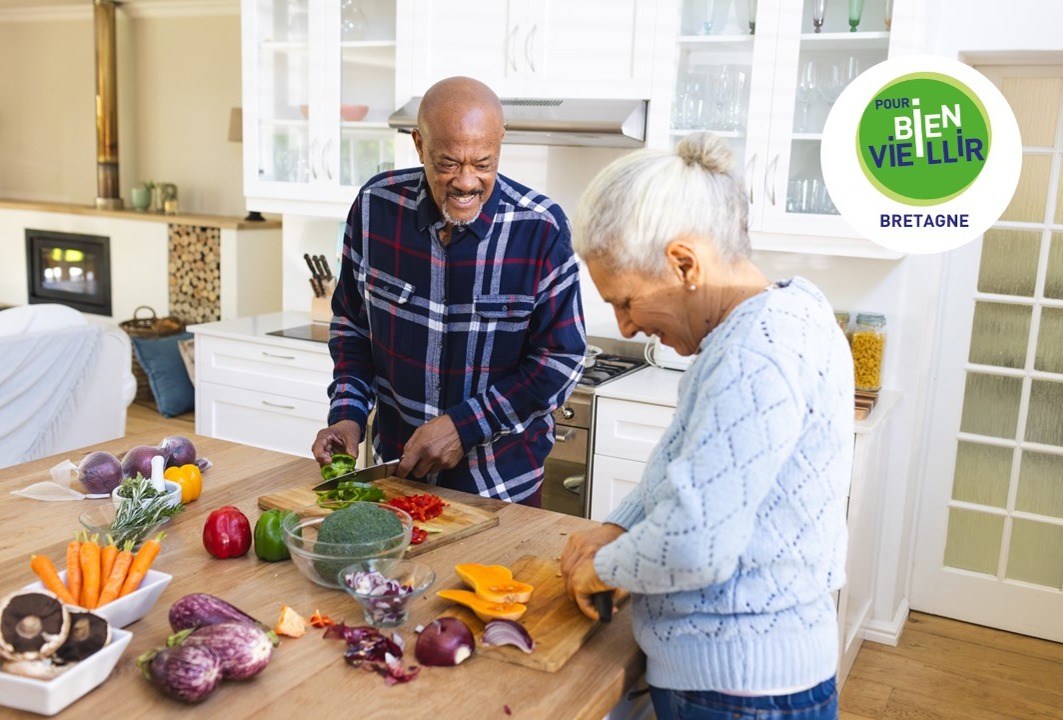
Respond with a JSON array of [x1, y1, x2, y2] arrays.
[[65, 533, 82, 605], [118, 532, 164, 597], [97, 541, 134, 607], [79, 533, 102, 609], [30, 554, 77, 605], [100, 535, 118, 586]]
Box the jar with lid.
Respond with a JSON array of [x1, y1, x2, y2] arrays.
[[834, 311, 852, 345], [852, 312, 886, 392]]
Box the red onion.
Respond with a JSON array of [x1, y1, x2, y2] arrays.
[[481, 619, 535, 654], [414, 617, 474, 666]]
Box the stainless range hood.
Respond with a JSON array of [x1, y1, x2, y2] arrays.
[[388, 97, 647, 148]]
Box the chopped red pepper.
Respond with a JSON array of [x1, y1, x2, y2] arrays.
[[386, 493, 447, 522], [309, 610, 335, 628], [410, 527, 428, 545]]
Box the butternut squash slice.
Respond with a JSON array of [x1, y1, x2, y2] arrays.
[[454, 563, 535, 604], [437, 589, 527, 622]]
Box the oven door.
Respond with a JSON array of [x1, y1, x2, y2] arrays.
[[541, 394, 592, 518]]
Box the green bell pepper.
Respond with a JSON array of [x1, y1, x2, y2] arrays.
[[254, 509, 295, 562], [320, 453, 357, 481]]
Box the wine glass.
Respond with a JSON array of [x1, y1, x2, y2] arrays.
[[884, 0, 894, 30], [843, 55, 862, 86], [795, 59, 819, 132], [747, 0, 758, 34], [711, 65, 735, 130], [812, 0, 827, 33], [701, 0, 717, 35], [848, 0, 864, 32], [819, 60, 844, 107], [341, 0, 368, 41]]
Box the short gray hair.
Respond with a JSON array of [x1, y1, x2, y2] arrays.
[[572, 132, 750, 276]]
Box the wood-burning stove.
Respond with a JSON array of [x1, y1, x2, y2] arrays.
[[25, 229, 112, 316]]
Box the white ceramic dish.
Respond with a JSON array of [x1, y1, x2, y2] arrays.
[[0, 627, 132, 716], [22, 569, 172, 629]]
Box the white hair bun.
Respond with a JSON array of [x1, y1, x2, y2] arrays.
[[676, 132, 736, 174]]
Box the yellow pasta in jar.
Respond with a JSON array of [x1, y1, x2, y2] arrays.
[[852, 330, 885, 391]]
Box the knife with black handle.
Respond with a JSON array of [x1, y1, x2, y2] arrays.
[[313, 254, 334, 282], [304, 253, 324, 297], [592, 590, 614, 623]]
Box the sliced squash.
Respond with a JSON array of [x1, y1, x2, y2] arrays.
[[454, 563, 535, 604], [274, 604, 307, 638], [437, 589, 527, 622]]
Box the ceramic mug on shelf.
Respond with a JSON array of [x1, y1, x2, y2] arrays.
[[131, 186, 151, 212]]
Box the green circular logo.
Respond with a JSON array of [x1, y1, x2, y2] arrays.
[[857, 73, 991, 206]]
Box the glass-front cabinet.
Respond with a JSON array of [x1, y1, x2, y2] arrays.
[[242, 0, 411, 218], [667, 0, 900, 257]]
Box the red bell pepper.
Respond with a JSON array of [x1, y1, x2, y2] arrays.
[[203, 505, 252, 558]]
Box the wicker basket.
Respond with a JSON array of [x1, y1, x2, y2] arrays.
[[119, 305, 185, 405]]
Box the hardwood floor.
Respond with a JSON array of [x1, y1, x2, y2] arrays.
[[125, 406, 1063, 719], [841, 612, 1063, 720]]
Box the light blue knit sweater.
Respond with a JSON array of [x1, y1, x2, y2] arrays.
[[594, 277, 855, 693]]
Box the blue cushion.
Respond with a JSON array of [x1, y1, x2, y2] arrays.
[[131, 332, 195, 418]]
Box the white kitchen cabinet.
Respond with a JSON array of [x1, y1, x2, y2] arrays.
[[408, 0, 658, 99], [656, 0, 910, 258], [241, 0, 414, 218], [590, 366, 899, 686], [191, 315, 333, 457]]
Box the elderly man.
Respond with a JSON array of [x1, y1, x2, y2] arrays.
[[312, 76, 586, 506]]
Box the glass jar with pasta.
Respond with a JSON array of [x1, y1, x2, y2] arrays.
[[852, 313, 886, 392]]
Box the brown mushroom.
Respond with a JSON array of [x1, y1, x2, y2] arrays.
[[55, 609, 111, 663], [0, 590, 70, 661], [2, 658, 69, 680]]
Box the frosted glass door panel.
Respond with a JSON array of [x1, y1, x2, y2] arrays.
[[1045, 234, 1063, 299], [959, 374, 1022, 439], [968, 302, 1031, 369], [1034, 308, 1063, 373], [1000, 153, 1051, 223], [943, 508, 1004, 576], [1016, 451, 1063, 518], [1000, 76, 1062, 148], [976, 229, 1040, 297], [1005, 519, 1063, 588], [1025, 380, 1063, 446], [951, 441, 1011, 508]]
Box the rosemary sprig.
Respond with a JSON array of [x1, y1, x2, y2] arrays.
[[110, 475, 183, 547]]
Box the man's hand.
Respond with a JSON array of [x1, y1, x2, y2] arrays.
[[311, 419, 362, 466], [560, 523, 628, 620], [395, 414, 464, 478]]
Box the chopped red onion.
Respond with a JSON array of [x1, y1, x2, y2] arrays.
[[481, 619, 535, 654]]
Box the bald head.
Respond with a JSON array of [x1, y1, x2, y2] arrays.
[[412, 77, 506, 230], [417, 76, 505, 138]]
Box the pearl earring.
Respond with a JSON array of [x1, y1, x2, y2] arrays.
[[688, 284, 696, 292]]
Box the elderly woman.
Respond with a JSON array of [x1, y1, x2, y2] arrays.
[[560, 132, 854, 720]]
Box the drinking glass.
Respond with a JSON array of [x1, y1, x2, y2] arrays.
[[701, 0, 717, 34], [795, 59, 819, 132], [812, 0, 827, 33], [819, 60, 844, 107], [843, 55, 862, 85], [711, 65, 735, 129], [884, 0, 893, 30], [729, 66, 751, 129], [747, 0, 758, 34], [848, 0, 864, 32]]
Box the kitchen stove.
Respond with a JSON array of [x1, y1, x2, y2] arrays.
[[575, 354, 647, 392]]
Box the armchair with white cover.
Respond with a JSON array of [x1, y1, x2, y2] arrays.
[[0, 304, 136, 469]]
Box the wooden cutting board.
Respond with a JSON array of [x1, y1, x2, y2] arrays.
[[257, 478, 499, 558], [437, 555, 618, 673]]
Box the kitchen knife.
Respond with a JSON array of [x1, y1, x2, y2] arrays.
[[592, 590, 614, 623], [312, 254, 333, 282], [312, 459, 401, 492], [303, 252, 322, 282]]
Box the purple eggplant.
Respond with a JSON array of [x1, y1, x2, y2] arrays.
[[169, 622, 273, 680], [168, 593, 278, 645], [137, 644, 223, 703]]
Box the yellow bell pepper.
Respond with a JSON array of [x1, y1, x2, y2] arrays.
[[164, 463, 202, 503]]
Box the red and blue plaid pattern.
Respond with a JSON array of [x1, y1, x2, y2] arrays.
[[327, 168, 586, 503]]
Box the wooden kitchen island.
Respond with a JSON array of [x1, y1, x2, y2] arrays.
[[0, 433, 646, 719]]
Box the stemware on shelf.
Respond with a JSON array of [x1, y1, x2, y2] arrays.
[[701, 0, 717, 34], [812, 0, 827, 33], [843, 55, 862, 85], [884, 0, 893, 30], [341, 0, 368, 42], [848, 0, 865, 32], [819, 60, 844, 107], [711, 65, 736, 130], [795, 59, 819, 132], [747, 0, 758, 34]]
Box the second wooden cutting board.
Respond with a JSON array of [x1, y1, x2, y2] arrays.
[[257, 478, 499, 558], [436, 554, 618, 672]]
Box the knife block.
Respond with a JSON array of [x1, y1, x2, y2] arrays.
[[311, 280, 336, 323]]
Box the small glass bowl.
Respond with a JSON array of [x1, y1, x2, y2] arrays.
[[79, 503, 168, 550], [339, 560, 435, 627]]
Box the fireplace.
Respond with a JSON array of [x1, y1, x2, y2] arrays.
[[25, 229, 112, 316]]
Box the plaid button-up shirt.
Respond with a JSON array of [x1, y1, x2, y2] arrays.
[[327, 168, 586, 503]]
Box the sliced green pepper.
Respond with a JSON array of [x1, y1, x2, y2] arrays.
[[320, 452, 357, 481], [254, 509, 295, 562], [315, 481, 386, 509]]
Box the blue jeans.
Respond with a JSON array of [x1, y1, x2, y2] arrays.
[[649, 677, 837, 720]]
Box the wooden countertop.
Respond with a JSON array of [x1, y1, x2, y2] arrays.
[[0, 433, 645, 719], [0, 199, 281, 230]]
